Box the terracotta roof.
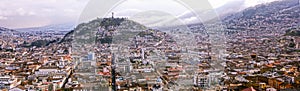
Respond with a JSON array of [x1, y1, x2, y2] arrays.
[[242, 87, 256, 91]]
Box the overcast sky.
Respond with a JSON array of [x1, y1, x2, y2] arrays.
[[0, 0, 280, 29]]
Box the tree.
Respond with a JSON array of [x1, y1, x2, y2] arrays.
[[48, 83, 54, 91], [289, 43, 296, 48], [30, 40, 49, 47]]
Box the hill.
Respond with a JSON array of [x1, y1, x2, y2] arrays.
[[59, 18, 147, 44], [223, 0, 299, 34]]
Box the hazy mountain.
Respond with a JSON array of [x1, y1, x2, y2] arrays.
[[0, 27, 17, 34], [0, 27, 16, 32], [16, 23, 76, 32]]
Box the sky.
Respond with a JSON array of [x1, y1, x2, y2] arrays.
[[0, 0, 280, 29]]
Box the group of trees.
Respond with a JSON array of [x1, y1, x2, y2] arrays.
[[101, 18, 125, 29], [21, 38, 59, 48], [99, 36, 113, 44]]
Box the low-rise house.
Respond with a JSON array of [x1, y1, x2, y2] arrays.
[[0, 75, 21, 90]]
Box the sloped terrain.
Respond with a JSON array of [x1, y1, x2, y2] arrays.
[[60, 18, 147, 44], [223, 0, 300, 33]]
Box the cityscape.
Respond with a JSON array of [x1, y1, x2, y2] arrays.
[[0, 0, 300, 91]]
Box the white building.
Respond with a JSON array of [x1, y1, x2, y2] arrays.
[[35, 68, 58, 76], [88, 52, 95, 60], [194, 73, 210, 89], [193, 71, 223, 89]]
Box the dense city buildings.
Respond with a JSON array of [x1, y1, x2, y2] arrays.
[[0, 0, 300, 91]]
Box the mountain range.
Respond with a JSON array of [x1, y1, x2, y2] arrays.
[[0, 27, 16, 32], [0, 27, 17, 34], [1, 0, 299, 37], [16, 23, 76, 32]]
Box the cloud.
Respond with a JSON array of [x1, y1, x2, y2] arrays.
[[172, 0, 282, 25], [215, 0, 245, 17], [177, 11, 196, 20], [0, 16, 8, 20], [0, 0, 283, 28], [16, 8, 36, 16], [0, 0, 89, 29], [184, 17, 198, 23], [244, 0, 281, 7], [115, 9, 142, 17]]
